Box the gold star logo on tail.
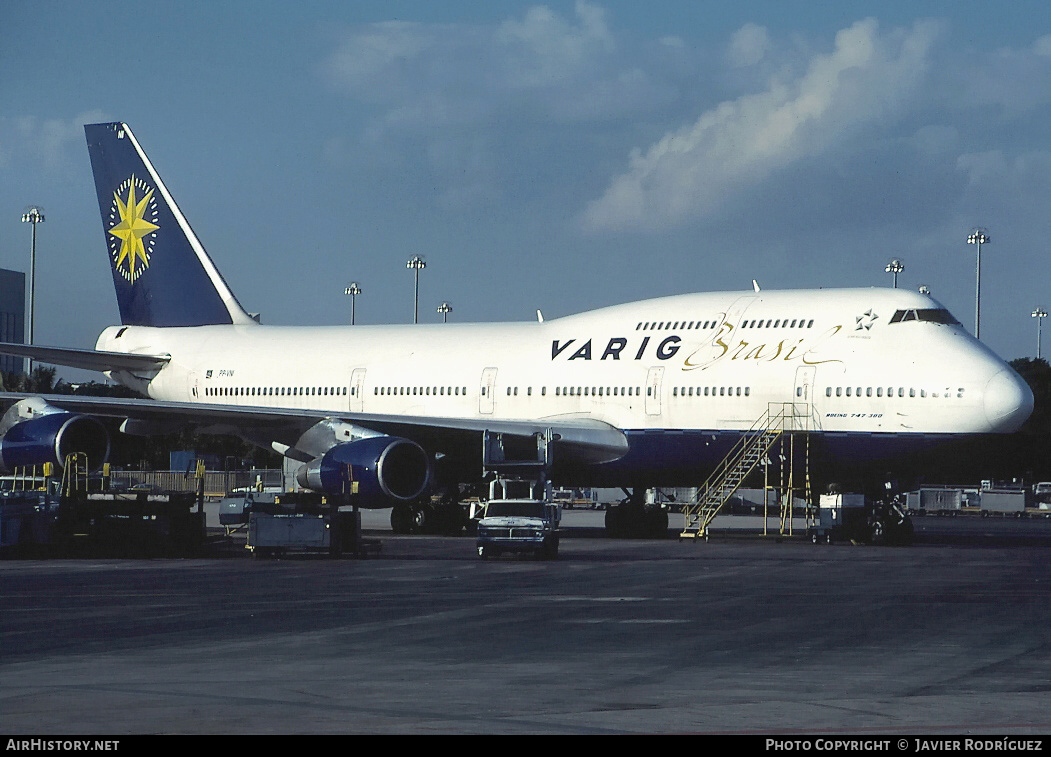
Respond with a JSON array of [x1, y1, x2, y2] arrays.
[[108, 175, 159, 282]]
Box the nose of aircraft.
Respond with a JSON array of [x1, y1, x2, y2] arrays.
[[984, 368, 1034, 432]]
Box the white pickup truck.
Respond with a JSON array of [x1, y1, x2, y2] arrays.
[[475, 479, 561, 559]]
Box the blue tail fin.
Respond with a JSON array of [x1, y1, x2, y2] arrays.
[[85, 122, 255, 327]]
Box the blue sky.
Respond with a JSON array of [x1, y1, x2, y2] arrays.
[[2, 1, 1050, 376]]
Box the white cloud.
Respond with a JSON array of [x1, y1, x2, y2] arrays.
[[323, 1, 638, 126], [494, 1, 614, 89], [321, 2, 677, 206], [581, 19, 942, 232], [0, 110, 107, 171], [727, 23, 769, 68]]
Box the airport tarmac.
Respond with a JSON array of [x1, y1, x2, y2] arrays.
[[2, 511, 1050, 735]]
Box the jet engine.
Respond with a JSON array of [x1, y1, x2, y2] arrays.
[[295, 436, 430, 506], [0, 398, 110, 472]]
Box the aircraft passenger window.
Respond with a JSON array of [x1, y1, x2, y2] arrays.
[[807, 320, 814, 327], [898, 388, 904, 397], [836, 387, 842, 397], [856, 387, 861, 396], [673, 387, 678, 397], [825, 387, 831, 397], [647, 387, 653, 396], [719, 387, 725, 396], [866, 388, 872, 397], [910, 388, 916, 397], [736, 387, 741, 396], [876, 387, 883, 397], [846, 387, 852, 397], [745, 387, 750, 396]]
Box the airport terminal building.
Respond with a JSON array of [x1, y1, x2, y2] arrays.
[[0, 268, 25, 375]]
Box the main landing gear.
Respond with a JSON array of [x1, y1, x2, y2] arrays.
[[604, 489, 669, 539], [390, 487, 471, 536]]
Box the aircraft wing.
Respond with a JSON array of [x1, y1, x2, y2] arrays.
[[0, 392, 628, 466], [0, 342, 169, 373]]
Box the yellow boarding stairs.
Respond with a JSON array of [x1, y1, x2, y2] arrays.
[[680, 402, 810, 541]]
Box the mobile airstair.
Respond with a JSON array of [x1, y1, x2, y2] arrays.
[[680, 402, 811, 541]]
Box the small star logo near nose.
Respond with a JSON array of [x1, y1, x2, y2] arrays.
[[856, 309, 878, 331]]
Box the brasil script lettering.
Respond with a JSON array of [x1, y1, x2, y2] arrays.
[[550, 324, 843, 371]]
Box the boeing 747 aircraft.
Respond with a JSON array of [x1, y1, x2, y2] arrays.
[[0, 122, 1034, 534]]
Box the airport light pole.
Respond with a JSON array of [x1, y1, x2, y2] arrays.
[[406, 256, 426, 324], [437, 301, 452, 323], [967, 228, 989, 339], [344, 282, 362, 325], [20, 206, 45, 376], [1033, 308, 1047, 360], [885, 258, 904, 289]]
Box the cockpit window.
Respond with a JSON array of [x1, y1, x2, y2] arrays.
[[888, 308, 960, 325]]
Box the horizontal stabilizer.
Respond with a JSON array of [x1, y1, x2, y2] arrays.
[[0, 342, 169, 373]]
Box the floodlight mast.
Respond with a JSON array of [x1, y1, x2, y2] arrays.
[[344, 282, 362, 325], [1033, 308, 1047, 360], [406, 256, 426, 324], [20, 206, 45, 376], [437, 301, 452, 323], [885, 258, 904, 289], [967, 228, 989, 339]]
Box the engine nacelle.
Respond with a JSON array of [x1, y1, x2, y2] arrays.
[[296, 436, 430, 505], [0, 399, 110, 472]]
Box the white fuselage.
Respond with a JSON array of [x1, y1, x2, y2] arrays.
[[94, 287, 1032, 442]]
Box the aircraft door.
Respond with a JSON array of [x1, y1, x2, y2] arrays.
[[792, 366, 817, 431], [350, 368, 366, 412], [645, 366, 664, 416], [480, 367, 497, 414]]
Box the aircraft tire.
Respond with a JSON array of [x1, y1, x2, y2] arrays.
[[390, 505, 414, 534]]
